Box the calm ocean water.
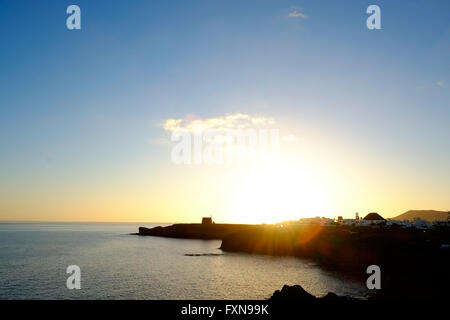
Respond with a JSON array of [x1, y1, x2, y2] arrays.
[[0, 222, 368, 300]]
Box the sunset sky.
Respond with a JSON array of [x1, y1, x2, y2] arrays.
[[0, 0, 449, 223]]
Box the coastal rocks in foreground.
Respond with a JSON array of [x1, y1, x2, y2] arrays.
[[270, 285, 359, 301], [268, 285, 433, 318]]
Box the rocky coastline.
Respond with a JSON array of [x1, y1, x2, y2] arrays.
[[137, 223, 256, 239], [137, 223, 450, 299], [270, 284, 359, 301]]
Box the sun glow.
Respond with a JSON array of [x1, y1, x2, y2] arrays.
[[230, 164, 332, 224]]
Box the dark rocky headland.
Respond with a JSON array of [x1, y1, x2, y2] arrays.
[[137, 223, 450, 299], [138, 223, 257, 240]]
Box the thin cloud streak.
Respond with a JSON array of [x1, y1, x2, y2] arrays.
[[163, 113, 275, 133], [288, 9, 307, 19]]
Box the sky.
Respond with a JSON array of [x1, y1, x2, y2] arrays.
[[0, 0, 449, 223]]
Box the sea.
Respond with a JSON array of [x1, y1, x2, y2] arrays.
[[0, 222, 369, 300]]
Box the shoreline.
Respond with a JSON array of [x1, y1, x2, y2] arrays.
[[137, 222, 450, 299]]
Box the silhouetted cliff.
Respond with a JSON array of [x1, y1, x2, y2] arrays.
[[220, 224, 450, 299], [138, 223, 256, 240]]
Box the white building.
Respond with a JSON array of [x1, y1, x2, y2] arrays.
[[413, 218, 432, 229], [298, 217, 335, 226], [341, 219, 357, 226], [432, 220, 450, 227], [386, 219, 411, 228]]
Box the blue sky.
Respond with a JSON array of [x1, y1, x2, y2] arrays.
[[0, 1, 449, 222]]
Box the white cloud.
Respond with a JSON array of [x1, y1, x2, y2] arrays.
[[161, 113, 298, 164], [163, 113, 275, 133], [436, 80, 445, 87], [162, 113, 281, 164], [288, 9, 307, 19]]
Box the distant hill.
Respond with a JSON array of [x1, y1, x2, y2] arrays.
[[364, 212, 385, 220], [394, 210, 449, 222]]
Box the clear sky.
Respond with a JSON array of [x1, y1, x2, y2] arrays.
[[0, 0, 449, 223]]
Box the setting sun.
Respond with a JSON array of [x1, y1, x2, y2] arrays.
[[231, 164, 332, 224]]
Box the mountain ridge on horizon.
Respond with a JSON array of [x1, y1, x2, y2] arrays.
[[394, 210, 449, 222]]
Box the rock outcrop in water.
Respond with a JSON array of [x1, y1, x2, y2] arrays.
[[270, 285, 359, 301]]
